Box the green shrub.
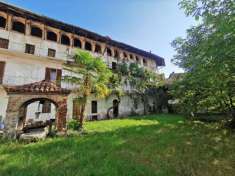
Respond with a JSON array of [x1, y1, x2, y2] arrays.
[[67, 119, 80, 131]]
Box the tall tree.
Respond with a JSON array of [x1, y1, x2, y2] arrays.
[[171, 0, 235, 120], [63, 50, 112, 129]]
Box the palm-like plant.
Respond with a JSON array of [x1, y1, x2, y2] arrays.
[[63, 50, 112, 129]]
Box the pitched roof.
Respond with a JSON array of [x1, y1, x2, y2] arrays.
[[0, 1, 165, 66], [4, 80, 70, 94]]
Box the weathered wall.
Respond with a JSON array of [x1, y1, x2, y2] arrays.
[[0, 87, 8, 121]]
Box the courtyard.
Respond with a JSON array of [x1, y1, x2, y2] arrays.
[[1, 114, 235, 176]]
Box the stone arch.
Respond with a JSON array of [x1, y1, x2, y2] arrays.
[[12, 20, 25, 33], [3, 80, 70, 138], [30, 25, 43, 38], [106, 47, 112, 57], [61, 34, 71, 46], [0, 15, 6, 29], [85, 41, 92, 51], [47, 30, 58, 42], [74, 38, 82, 48]]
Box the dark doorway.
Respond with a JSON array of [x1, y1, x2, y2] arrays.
[[113, 99, 119, 118], [91, 101, 98, 120]]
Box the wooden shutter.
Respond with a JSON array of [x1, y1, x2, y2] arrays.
[[45, 67, 51, 81], [0, 61, 5, 84], [42, 101, 51, 113], [56, 69, 62, 87]]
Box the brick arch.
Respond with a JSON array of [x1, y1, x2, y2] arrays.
[[3, 80, 70, 138]]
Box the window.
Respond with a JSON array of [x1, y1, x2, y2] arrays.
[[143, 59, 147, 66], [45, 68, 62, 86], [0, 38, 9, 49], [12, 21, 25, 33], [107, 48, 112, 57], [91, 101, 98, 120], [123, 52, 127, 58], [31, 26, 42, 38], [85, 41, 92, 51], [136, 56, 140, 63], [129, 54, 133, 59], [61, 34, 70, 46], [95, 44, 102, 54], [74, 38, 81, 48], [114, 50, 119, 59], [42, 100, 51, 113], [48, 48, 56, 57], [0, 16, 6, 28], [25, 44, 35, 55], [47, 30, 57, 42], [0, 61, 5, 84], [112, 62, 117, 70]]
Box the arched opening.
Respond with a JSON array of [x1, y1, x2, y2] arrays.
[[47, 30, 57, 42], [12, 21, 25, 34], [0, 16, 6, 28], [113, 99, 119, 118], [129, 54, 133, 60], [95, 44, 102, 54], [18, 98, 58, 133], [31, 26, 42, 38], [136, 56, 140, 63], [107, 47, 112, 57], [114, 50, 119, 59], [143, 58, 147, 66], [61, 34, 70, 46], [85, 41, 92, 51], [74, 38, 81, 48]]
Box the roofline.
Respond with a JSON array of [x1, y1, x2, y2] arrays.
[[0, 1, 165, 66]]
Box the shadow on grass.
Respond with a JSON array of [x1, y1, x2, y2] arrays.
[[0, 115, 234, 176]]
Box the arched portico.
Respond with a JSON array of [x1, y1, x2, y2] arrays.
[[3, 80, 70, 138]]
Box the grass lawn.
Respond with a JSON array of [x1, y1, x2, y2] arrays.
[[0, 114, 235, 176]]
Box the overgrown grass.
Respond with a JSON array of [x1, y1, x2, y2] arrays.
[[0, 114, 235, 176]]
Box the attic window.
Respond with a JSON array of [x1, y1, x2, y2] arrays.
[[12, 21, 25, 34], [0, 16, 6, 28], [74, 38, 81, 48], [85, 41, 92, 51], [61, 34, 70, 46], [31, 26, 42, 38], [47, 30, 57, 42], [107, 48, 112, 57], [95, 44, 102, 54]]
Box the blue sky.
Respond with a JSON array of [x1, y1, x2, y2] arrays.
[[5, 0, 195, 77]]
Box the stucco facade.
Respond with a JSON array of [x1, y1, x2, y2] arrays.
[[0, 2, 165, 135]]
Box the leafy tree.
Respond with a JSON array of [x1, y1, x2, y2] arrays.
[[171, 0, 235, 122], [63, 50, 112, 129]]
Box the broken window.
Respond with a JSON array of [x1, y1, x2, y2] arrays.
[[85, 41, 92, 51], [47, 30, 57, 42], [107, 47, 112, 57], [61, 34, 70, 46], [0, 38, 9, 49], [0, 61, 5, 84], [25, 44, 35, 55], [48, 48, 56, 57], [12, 21, 25, 34], [31, 26, 42, 38], [0, 16, 6, 28], [74, 38, 81, 48], [95, 44, 101, 54]]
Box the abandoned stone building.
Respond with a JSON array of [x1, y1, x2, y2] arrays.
[[0, 2, 165, 136]]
